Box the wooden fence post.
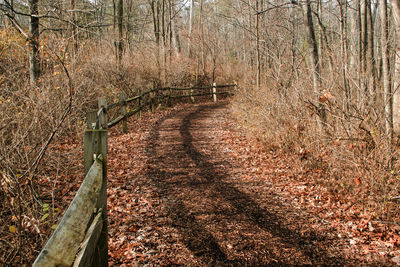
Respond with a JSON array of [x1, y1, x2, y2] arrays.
[[212, 82, 217, 102], [119, 93, 128, 133], [98, 97, 108, 129], [190, 83, 195, 103], [83, 97, 108, 267], [86, 111, 97, 131], [167, 88, 172, 106], [138, 90, 142, 118], [150, 91, 155, 111], [97, 97, 108, 267]]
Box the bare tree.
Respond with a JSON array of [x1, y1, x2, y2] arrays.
[[256, 0, 261, 89], [302, 0, 326, 132], [382, 0, 393, 141], [29, 0, 40, 88], [391, 0, 400, 132], [117, 0, 124, 65]]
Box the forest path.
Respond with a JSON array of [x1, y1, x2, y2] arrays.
[[106, 101, 367, 266]]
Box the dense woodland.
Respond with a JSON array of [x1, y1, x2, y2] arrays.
[[2, 0, 400, 264]]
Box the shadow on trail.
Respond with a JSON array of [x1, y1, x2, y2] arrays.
[[145, 107, 230, 265], [145, 103, 346, 265]]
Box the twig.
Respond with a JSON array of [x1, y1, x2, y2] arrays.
[[256, 2, 296, 15], [0, 238, 17, 265], [0, 11, 29, 39], [390, 196, 400, 201]]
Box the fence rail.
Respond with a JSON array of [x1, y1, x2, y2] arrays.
[[33, 82, 237, 267]]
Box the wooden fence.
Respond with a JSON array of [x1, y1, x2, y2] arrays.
[[32, 83, 237, 267]]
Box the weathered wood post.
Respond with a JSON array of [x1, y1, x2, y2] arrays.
[[150, 90, 155, 112], [83, 97, 108, 267], [190, 83, 195, 103], [167, 88, 172, 106], [212, 82, 217, 102], [86, 111, 97, 131], [119, 93, 128, 133], [138, 90, 142, 118]]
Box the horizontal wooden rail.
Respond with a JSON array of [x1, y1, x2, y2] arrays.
[[126, 89, 156, 103], [105, 83, 236, 130], [106, 83, 237, 112], [169, 91, 233, 99], [33, 158, 104, 267], [107, 98, 152, 128], [73, 212, 103, 267], [152, 84, 237, 91]]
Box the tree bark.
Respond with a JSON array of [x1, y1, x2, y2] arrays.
[[151, 0, 162, 84], [29, 0, 40, 88], [303, 0, 321, 94], [391, 0, 400, 133], [355, 0, 363, 105], [366, 0, 377, 102], [117, 0, 124, 65], [256, 0, 260, 89], [70, 0, 78, 55], [338, 0, 350, 112], [188, 0, 194, 57], [361, 0, 368, 96], [382, 0, 393, 142], [303, 0, 327, 131]]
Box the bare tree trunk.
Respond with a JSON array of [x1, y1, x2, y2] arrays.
[[162, 0, 167, 84], [339, 0, 350, 112], [303, 0, 327, 131], [317, 0, 324, 72], [361, 0, 368, 95], [29, 0, 40, 88], [169, 0, 174, 56], [347, 0, 361, 105], [366, 0, 377, 103], [151, 0, 162, 84], [256, 0, 260, 89], [188, 0, 194, 57], [356, 0, 363, 105], [303, 0, 321, 94], [117, 0, 124, 65], [382, 0, 393, 143], [70, 0, 78, 55], [248, 0, 254, 68], [200, 0, 206, 77], [113, 0, 117, 61], [390, 0, 400, 133], [170, 0, 181, 54]]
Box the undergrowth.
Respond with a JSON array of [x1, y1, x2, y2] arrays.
[[231, 73, 400, 227]]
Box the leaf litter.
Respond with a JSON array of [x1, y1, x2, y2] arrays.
[[105, 101, 398, 265], [32, 101, 399, 265]]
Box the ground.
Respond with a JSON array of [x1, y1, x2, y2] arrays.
[[103, 101, 398, 265]]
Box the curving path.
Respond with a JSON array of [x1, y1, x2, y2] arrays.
[[107, 102, 361, 265]]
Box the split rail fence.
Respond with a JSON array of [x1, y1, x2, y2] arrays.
[[32, 82, 237, 267]]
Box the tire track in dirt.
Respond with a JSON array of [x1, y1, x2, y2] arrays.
[[143, 102, 347, 265]]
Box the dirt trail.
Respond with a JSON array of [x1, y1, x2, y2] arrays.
[[106, 102, 369, 265]]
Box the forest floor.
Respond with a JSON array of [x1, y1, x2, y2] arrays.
[[99, 100, 399, 266]]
